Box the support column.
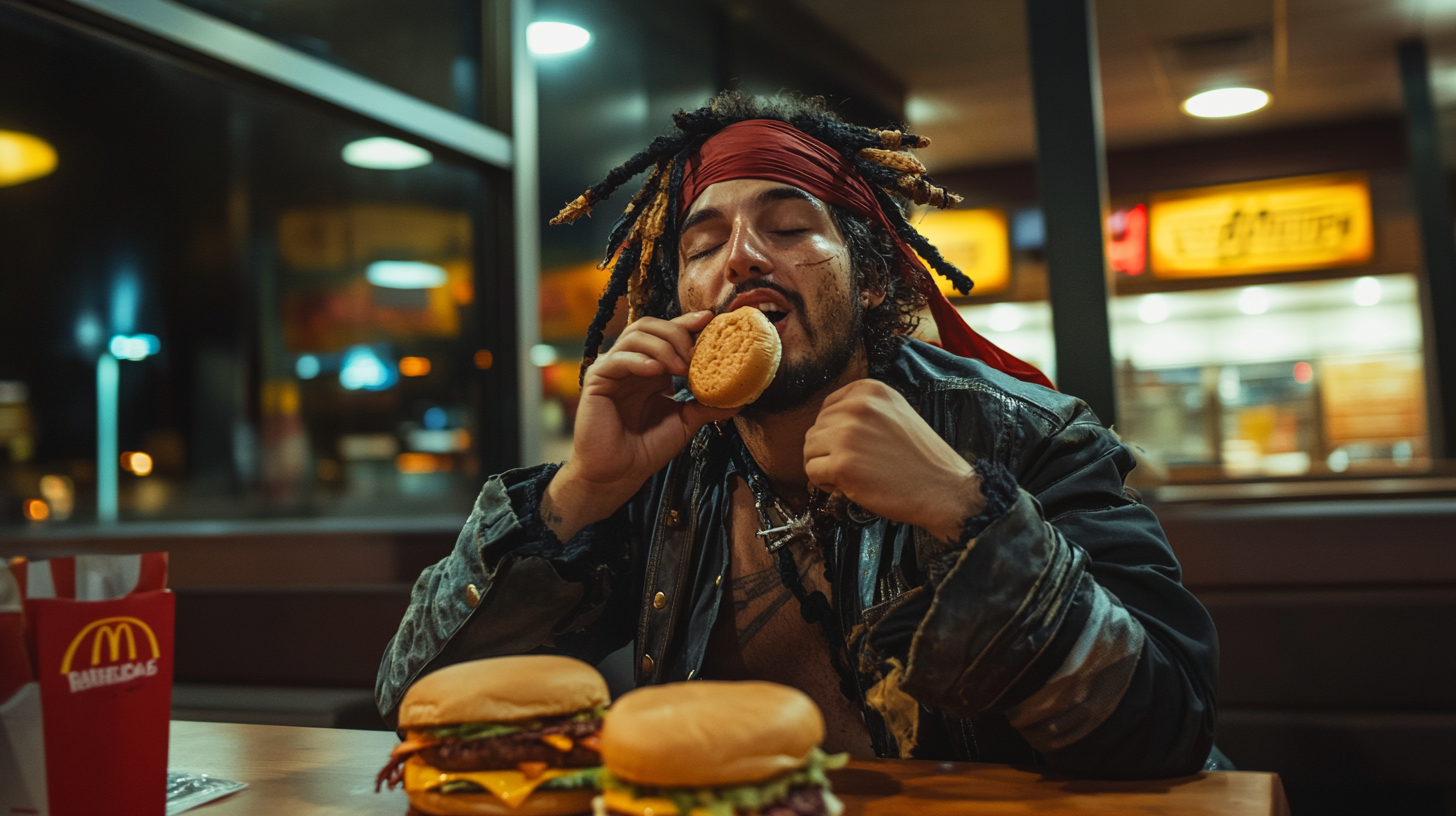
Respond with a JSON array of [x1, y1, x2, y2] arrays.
[[1024, 0, 1117, 426], [1398, 39, 1456, 460], [512, 0, 542, 467]]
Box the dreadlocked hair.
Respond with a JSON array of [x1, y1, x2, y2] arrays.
[[552, 91, 970, 378]]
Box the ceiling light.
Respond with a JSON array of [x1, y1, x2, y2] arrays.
[[0, 130, 57, 187], [527, 22, 590, 55], [1237, 286, 1269, 315], [342, 137, 432, 169], [1182, 87, 1270, 118], [1137, 294, 1170, 324], [367, 261, 448, 289], [1353, 276, 1382, 307]]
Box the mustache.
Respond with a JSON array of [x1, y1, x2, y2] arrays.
[[712, 280, 806, 315]]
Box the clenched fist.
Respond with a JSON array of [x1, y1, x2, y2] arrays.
[[803, 379, 985, 543]]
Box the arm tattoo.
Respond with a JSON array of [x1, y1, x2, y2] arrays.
[[539, 492, 565, 530]]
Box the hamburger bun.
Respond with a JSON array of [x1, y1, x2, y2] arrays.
[[600, 681, 824, 788], [688, 307, 782, 409], [406, 788, 596, 816], [398, 655, 609, 728]]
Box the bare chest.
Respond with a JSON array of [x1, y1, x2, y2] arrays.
[[699, 475, 874, 756]]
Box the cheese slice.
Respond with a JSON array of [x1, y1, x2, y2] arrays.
[[600, 790, 680, 816], [599, 790, 719, 816], [403, 755, 574, 808]]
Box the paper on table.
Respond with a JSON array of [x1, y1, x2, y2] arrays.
[[166, 771, 248, 815]]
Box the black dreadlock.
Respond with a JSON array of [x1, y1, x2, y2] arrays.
[[551, 91, 971, 376]]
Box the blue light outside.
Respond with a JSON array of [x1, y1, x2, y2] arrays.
[[110, 265, 140, 335], [108, 334, 160, 361], [96, 354, 119, 523], [366, 261, 448, 289], [75, 312, 103, 352], [295, 354, 321, 379], [423, 406, 448, 430], [339, 345, 397, 391], [1011, 208, 1045, 251]]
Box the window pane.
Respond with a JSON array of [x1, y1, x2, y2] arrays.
[[0, 4, 505, 526], [175, 0, 490, 121]]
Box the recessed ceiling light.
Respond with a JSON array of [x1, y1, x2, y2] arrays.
[[527, 22, 590, 55], [342, 137, 432, 169], [0, 130, 57, 187], [367, 261, 448, 289], [1181, 87, 1270, 118]]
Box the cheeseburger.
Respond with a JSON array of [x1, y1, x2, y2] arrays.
[[594, 681, 846, 816], [377, 655, 609, 815]]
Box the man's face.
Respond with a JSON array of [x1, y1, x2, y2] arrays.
[[677, 178, 885, 415]]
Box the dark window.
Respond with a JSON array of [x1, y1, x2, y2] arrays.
[[0, 3, 510, 526]]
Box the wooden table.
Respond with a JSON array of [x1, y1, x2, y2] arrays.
[[169, 721, 1289, 815]]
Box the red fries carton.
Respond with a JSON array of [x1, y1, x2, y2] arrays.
[[0, 553, 173, 816]]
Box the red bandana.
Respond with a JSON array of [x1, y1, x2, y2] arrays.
[[680, 119, 1053, 390]]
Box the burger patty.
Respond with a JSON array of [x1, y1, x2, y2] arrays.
[[760, 786, 830, 816], [605, 786, 828, 816], [421, 718, 601, 771]]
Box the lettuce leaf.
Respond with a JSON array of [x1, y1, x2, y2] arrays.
[[600, 748, 848, 815], [425, 706, 608, 741], [539, 766, 602, 790]]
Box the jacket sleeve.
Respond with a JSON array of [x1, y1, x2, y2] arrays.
[[374, 463, 646, 727], [864, 400, 1218, 779]]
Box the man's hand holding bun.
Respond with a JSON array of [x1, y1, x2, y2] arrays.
[[545, 311, 739, 541]]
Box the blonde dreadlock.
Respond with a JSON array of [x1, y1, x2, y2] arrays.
[[625, 161, 672, 322]]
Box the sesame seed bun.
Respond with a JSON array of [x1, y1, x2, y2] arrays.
[[398, 656, 609, 728], [688, 307, 782, 409], [406, 788, 597, 816], [600, 681, 824, 788]]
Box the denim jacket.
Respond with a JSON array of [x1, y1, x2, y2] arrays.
[[376, 340, 1218, 779]]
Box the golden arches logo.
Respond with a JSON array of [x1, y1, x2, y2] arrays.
[[60, 616, 160, 674]]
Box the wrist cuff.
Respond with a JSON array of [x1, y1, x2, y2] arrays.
[[958, 460, 1019, 544]]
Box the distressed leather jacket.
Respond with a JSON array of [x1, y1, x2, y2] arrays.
[[376, 340, 1218, 779]]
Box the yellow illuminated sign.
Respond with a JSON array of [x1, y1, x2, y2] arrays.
[[1149, 173, 1373, 278], [911, 208, 1011, 296]]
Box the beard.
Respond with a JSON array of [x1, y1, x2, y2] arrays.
[[714, 280, 864, 419]]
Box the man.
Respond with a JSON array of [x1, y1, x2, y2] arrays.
[[377, 93, 1219, 779]]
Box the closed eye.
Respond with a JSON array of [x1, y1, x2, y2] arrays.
[[688, 242, 724, 261]]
